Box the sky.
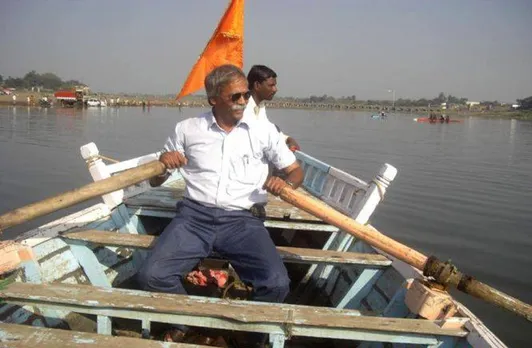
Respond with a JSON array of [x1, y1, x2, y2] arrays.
[[1, 0, 531, 102]]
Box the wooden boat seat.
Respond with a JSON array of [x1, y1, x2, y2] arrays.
[[0, 322, 207, 348], [61, 230, 392, 267], [0, 282, 468, 344], [124, 179, 323, 222]]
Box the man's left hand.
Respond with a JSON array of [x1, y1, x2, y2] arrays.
[[264, 176, 289, 196]]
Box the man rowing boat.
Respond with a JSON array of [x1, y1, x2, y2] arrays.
[[137, 64, 304, 345]]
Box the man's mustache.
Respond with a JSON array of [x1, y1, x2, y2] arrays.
[[231, 104, 246, 111]]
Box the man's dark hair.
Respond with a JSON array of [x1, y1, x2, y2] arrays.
[[247, 65, 277, 89]]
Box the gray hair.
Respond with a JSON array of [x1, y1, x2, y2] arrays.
[[204, 64, 246, 99]]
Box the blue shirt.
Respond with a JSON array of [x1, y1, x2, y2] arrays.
[[163, 110, 296, 210]]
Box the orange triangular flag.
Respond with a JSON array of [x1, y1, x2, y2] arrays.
[[176, 0, 244, 100]]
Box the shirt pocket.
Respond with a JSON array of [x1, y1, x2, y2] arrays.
[[227, 152, 264, 186]]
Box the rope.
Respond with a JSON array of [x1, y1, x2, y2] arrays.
[[221, 280, 251, 300], [371, 179, 386, 201], [97, 154, 119, 163]]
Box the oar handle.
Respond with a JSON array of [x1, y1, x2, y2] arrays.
[[278, 184, 428, 269], [0, 161, 166, 233], [278, 184, 532, 322]]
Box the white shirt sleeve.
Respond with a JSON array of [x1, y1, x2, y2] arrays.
[[279, 131, 289, 143], [263, 123, 296, 170], [163, 121, 185, 154]]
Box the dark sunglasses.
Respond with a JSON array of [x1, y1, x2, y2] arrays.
[[230, 91, 251, 102]]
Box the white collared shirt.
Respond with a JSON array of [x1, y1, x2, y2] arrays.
[[163, 110, 296, 210], [245, 95, 267, 121], [244, 96, 289, 142]]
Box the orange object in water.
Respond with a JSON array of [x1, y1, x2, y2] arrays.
[[176, 0, 245, 100]]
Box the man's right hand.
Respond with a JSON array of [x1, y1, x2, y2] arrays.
[[160, 151, 188, 169], [286, 137, 300, 152]]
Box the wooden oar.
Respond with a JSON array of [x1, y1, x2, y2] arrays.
[[277, 183, 532, 322], [0, 161, 166, 232], [0, 160, 530, 322]]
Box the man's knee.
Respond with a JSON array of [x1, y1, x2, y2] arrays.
[[137, 262, 156, 290], [137, 261, 173, 291], [255, 271, 290, 303], [274, 274, 291, 301]]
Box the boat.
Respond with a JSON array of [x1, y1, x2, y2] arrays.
[[39, 98, 52, 108], [86, 98, 107, 107], [414, 117, 462, 123], [0, 141, 510, 347], [86, 98, 101, 107], [371, 112, 387, 119]]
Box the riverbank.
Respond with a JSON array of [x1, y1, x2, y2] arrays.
[[1, 93, 530, 120]]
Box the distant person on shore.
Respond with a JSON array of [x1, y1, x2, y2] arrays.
[[12, 94, 17, 105], [246, 65, 300, 152]]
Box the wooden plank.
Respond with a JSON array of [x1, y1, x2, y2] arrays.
[[126, 207, 337, 232], [124, 182, 321, 222], [296, 154, 330, 196], [61, 230, 391, 266], [277, 246, 390, 266], [334, 268, 383, 309], [39, 251, 80, 283], [0, 282, 467, 337], [0, 323, 208, 347], [17, 203, 111, 248], [364, 287, 389, 313], [68, 241, 112, 288], [375, 267, 406, 300]]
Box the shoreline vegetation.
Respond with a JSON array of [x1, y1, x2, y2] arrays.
[[1, 92, 531, 121], [1, 71, 530, 119]]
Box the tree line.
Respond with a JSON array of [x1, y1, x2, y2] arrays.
[[280, 92, 505, 107], [1, 72, 528, 109], [0, 71, 85, 91], [516, 96, 532, 110]]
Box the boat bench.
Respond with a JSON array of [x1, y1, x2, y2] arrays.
[[60, 230, 393, 314], [0, 322, 208, 348], [0, 282, 467, 347], [61, 230, 392, 267]]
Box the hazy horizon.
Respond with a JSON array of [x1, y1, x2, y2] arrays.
[[1, 0, 531, 103]]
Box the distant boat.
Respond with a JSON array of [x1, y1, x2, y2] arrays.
[[371, 113, 387, 119], [39, 98, 52, 108], [414, 117, 462, 123], [86, 98, 107, 107]]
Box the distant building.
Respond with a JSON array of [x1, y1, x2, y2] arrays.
[[511, 104, 520, 109], [466, 101, 480, 107]]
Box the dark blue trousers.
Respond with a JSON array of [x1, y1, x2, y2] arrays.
[[137, 198, 290, 303]]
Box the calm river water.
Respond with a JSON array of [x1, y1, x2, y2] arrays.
[[0, 106, 530, 346]]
